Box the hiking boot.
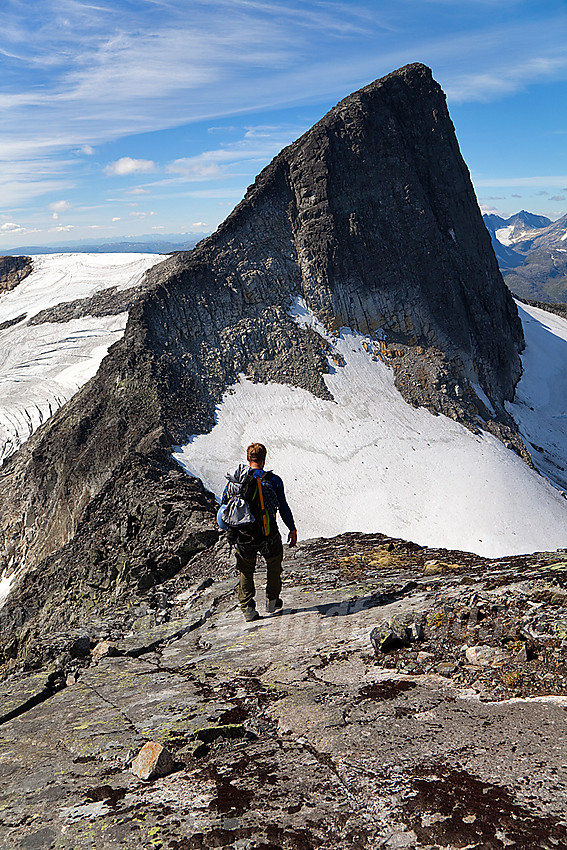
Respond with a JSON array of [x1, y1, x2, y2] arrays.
[[244, 606, 260, 622], [266, 597, 283, 614]]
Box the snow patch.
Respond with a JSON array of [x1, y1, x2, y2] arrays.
[[471, 382, 495, 416], [175, 299, 567, 558], [495, 226, 514, 246], [287, 296, 330, 339], [0, 253, 160, 324], [507, 301, 567, 491], [0, 569, 16, 610]]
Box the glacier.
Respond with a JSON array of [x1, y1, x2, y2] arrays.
[[0, 253, 163, 464]]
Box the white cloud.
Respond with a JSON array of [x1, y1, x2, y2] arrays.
[[112, 216, 121, 221], [479, 203, 501, 215], [49, 199, 71, 219], [104, 157, 155, 176], [81, 144, 95, 155], [52, 224, 75, 232], [167, 156, 224, 181], [49, 199, 71, 213], [0, 222, 26, 233], [192, 221, 208, 227], [444, 55, 567, 103]]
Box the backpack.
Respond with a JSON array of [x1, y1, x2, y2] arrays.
[[219, 464, 279, 539]]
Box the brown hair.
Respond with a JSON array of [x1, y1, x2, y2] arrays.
[[247, 442, 267, 466]]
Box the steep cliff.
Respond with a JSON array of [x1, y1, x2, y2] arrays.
[[0, 63, 526, 671]]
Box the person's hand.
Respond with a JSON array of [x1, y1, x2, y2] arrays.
[[288, 529, 297, 547]]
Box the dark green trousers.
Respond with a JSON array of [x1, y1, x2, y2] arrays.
[[235, 532, 283, 611]]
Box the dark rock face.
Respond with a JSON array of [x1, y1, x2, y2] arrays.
[[0, 63, 526, 671], [0, 255, 32, 292], [1, 452, 219, 671]]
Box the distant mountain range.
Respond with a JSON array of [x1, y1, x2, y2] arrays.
[[484, 210, 567, 302], [1, 233, 203, 256]]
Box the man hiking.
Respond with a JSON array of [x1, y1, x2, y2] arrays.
[[220, 442, 297, 622]]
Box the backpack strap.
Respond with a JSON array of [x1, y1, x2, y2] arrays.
[[256, 476, 270, 536]]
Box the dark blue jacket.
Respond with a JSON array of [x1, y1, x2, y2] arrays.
[[251, 469, 295, 532]]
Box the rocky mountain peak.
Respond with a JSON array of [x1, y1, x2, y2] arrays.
[[510, 210, 552, 230], [141, 62, 522, 425]]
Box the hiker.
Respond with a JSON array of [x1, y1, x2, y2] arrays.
[[220, 442, 297, 622]]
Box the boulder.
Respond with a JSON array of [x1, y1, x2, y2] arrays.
[[69, 635, 91, 659], [371, 613, 425, 654], [131, 742, 175, 781], [465, 645, 505, 667], [91, 641, 119, 664]]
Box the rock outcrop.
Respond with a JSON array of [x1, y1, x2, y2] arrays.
[[0, 255, 32, 292], [0, 63, 525, 671]]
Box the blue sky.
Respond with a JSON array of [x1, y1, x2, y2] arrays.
[[1, 0, 566, 248]]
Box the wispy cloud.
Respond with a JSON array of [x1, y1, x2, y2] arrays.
[[475, 176, 567, 188], [1, 0, 566, 224], [444, 54, 567, 102], [2, 1, 565, 161], [165, 124, 305, 182]]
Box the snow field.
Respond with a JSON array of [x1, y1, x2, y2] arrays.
[[176, 298, 567, 558]]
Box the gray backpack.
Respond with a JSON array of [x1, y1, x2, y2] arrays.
[[219, 465, 280, 536], [221, 464, 256, 527]]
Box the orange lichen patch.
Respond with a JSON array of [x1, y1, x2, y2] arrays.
[[502, 671, 523, 689], [423, 560, 467, 575], [339, 547, 418, 578]]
